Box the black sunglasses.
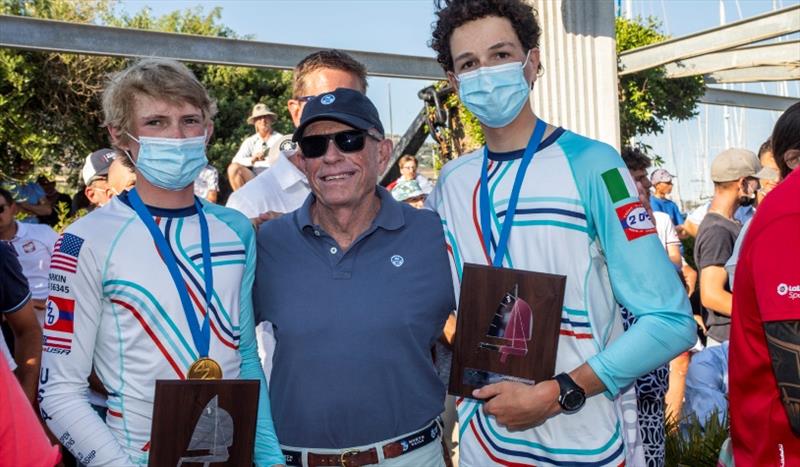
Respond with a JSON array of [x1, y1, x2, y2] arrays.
[[298, 129, 380, 159], [0, 204, 6, 214]]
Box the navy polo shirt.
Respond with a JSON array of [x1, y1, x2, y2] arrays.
[[254, 187, 455, 448]]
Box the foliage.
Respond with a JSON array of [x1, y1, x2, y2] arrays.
[[53, 200, 85, 233], [0, 0, 292, 194], [422, 81, 484, 172], [665, 411, 729, 466], [616, 16, 705, 145]]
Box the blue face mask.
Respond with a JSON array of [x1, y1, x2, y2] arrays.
[[457, 52, 532, 129], [127, 132, 208, 191]]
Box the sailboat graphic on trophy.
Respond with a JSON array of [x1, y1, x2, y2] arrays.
[[479, 283, 533, 363], [177, 395, 233, 467]]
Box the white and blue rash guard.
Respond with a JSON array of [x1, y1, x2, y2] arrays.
[[426, 129, 695, 466], [39, 192, 283, 466]]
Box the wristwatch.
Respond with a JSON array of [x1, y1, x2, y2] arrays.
[[554, 373, 586, 414]]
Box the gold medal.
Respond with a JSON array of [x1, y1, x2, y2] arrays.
[[187, 357, 223, 380]]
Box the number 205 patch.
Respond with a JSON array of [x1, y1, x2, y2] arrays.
[[615, 202, 657, 241]]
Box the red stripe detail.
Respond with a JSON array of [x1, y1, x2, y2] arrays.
[[44, 343, 71, 350], [107, 409, 123, 418], [45, 335, 72, 343], [183, 281, 237, 350], [111, 299, 185, 379], [472, 161, 493, 264], [469, 418, 532, 467], [455, 397, 464, 407], [560, 330, 593, 339]]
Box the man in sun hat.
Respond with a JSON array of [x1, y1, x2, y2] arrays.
[[254, 87, 455, 466], [391, 179, 427, 209], [227, 103, 283, 190]]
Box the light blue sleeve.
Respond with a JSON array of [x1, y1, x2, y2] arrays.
[[204, 202, 283, 467], [560, 134, 696, 396]]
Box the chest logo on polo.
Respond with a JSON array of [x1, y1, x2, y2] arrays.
[[390, 254, 404, 267]]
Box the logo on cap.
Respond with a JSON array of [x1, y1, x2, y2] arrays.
[[320, 94, 335, 105], [390, 255, 404, 267]]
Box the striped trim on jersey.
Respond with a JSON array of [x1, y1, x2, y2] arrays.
[[457, 398, 625, 466]]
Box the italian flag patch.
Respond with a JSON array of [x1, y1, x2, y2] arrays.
[[601, 167, 638, 203]]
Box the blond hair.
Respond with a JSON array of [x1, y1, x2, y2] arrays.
[[102, 58, 217, 147]]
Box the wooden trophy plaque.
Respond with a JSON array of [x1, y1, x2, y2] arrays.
[[448, 263, 566, 398], [149, 380, 259, 467]]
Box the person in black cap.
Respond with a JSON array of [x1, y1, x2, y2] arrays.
[[253, 87, 455, 466]]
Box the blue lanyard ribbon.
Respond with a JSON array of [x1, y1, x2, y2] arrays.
[[480, 119, 547, 267], [127, 188, 213, 358]]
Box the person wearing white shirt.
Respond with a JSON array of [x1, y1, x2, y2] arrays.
[[193, 164, 220, 203], [0, 188, 58, 322], [227, 103, 283, 191]]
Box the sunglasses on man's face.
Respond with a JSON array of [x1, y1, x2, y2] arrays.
[[298, 129, 380, 159]]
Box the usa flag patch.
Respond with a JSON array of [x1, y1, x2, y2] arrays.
[[43, 296, 74, 351], [51, 233, 84, 274]]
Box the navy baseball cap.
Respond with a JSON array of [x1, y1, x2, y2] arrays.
[[293, 88, 384, 141]]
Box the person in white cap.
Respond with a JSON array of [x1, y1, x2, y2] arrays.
[[649, 168, 685, 231], [695, 148, 767, 347], [81, 148, 117, 208], [227, 103, 283, 190]]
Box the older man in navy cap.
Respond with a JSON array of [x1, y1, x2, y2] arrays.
[[253, 87, 455, 466]]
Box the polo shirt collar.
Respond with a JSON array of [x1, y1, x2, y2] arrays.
[[273, 152, 308, 191], [12, 220, 26, 241], [296, 186, 405, 233]]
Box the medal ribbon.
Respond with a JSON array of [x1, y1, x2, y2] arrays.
[[128, 188, 213, 358], [480, 118, 547, 267]]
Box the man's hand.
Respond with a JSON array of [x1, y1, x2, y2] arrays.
[[252, 211, 284, 229], [472, 379, 561, 431]]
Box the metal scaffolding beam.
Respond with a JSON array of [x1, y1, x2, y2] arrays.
[[664, 41, 800, 78], [700, 87, 798, 112], [705, 65, 800, 84], [0, 15, 444, 80], [619, 4, 800, 75]]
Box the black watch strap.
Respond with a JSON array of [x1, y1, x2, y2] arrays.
[[555, 373, 586, 413]]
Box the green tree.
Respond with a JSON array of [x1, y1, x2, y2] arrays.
[[616, 16, 705, 145], [0, 0, 292, 194]]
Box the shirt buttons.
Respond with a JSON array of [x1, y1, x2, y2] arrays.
[[330, 247, 338, 254]]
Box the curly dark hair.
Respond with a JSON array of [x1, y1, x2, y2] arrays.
[[430, 0, 541, 73], [620, 146, 652, 171], [771, 101, 800, 179]]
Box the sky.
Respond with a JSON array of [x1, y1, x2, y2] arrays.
[[117, 0, 800, 205]]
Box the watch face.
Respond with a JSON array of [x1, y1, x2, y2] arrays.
[[563, 390, 585, 411]]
